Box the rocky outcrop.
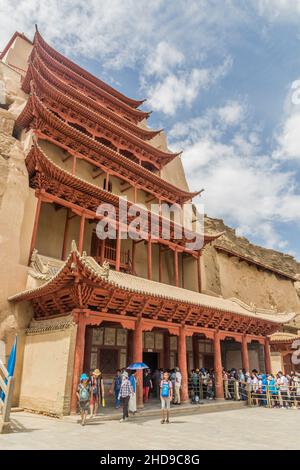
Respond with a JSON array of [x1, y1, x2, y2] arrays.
[[205, 216, 300, 279]]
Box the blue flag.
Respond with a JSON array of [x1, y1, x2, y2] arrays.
[[1, 336, 17, 400]]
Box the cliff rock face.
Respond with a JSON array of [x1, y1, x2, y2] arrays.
[[0, 107, 32, 341], [202, 216, 300, 323], [205, 216, 300, 278]]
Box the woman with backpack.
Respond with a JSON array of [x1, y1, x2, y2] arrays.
[[76, 373, 91, 426], [160, 371, 173, 424]]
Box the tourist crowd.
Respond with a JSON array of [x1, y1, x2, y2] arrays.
[[76, 366, 300, 425]]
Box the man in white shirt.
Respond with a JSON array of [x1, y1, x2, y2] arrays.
[[174, 367, 182, 405]]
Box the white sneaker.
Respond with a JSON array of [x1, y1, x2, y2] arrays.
[[119, 418, 124, 423]]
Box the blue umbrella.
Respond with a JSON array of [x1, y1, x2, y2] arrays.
[[1, 336, 17, 400], [127, 362, 149, 370]]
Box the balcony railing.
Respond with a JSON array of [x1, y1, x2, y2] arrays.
[[95, 245, 134, 274]]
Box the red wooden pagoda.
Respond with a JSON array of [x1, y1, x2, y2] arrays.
[[5, 28, 296, 413]]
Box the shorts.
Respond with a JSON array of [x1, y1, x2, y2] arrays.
[[79, 400, 90, 412], [161, 397, 171, 410]]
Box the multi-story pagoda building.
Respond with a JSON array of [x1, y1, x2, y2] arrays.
[[0, 29, 299, 415]]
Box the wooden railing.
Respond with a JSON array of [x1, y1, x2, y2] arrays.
[[0, 360, 14, 433], [95, 245, 131, 270]]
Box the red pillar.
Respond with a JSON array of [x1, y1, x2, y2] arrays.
[[100, 239, 105, 264], [214, 331, 224, 399], [116, 226, 121, 271], [147, 239, 152, 280], [197, 254, 201, 293], [70, 312, 86, 413], [78, 214, 86, 254], [72, 155, 77, 175], [178, 326, 189, 402], [61, 209, 70, 260], [241, 335, 250, 372], [264, 338, 272, 374], [131, 239, 136, 274], [174, 249, 179, 287], [29, 195, 42, 263], [159, 245, 163, 283], [133, 319, 143, 408], [105, 173, 110, 191], [181, 254, 185, 288]]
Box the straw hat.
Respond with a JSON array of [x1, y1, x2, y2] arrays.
[[92, 369, 101, 376]]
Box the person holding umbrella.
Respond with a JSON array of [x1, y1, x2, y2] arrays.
[[128, 370, 137, 414], [127, 362, 149, 409]]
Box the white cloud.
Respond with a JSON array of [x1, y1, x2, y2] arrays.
[[274, 112, 300, 161], [255, 0, 300, 21], [146, 58, 232, 115], [170, 101, 300, 250], [144, 41, 184, 77]]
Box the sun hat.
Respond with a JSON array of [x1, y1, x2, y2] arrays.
[[92, 369, 101, 376], [80, 373, 89, 381]]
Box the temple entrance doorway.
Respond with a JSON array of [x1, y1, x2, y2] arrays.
[[143, 352, 159, 371]]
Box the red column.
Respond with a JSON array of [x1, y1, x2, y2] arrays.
[[174, 249, 179, 287], [159, 245, 163, 283], [78, 214, 86, 254], [264, 338, 272, 374], [241, 335, 250, 372], [131, 239, 136, 274], [147, 239, 152, 280], [214, 331, 224, 399], [105, 173, 110, 191], [181, 254, 185, 288], [29, 195, 42, 263], [178, 326, 189, 402], [61, 209, 70, 260], [70, 312, 86, 413], [197, 254, 201, 293], [116, 226, 121, 271], [72, 155, 77, 175], [133, 319, 143, 408], [100, 239, 105, 264]]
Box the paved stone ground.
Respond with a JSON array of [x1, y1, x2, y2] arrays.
[[1, 408, 300, 450]]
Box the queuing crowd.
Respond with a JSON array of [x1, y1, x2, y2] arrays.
[[189, 367, 300, 408], [76, 366, 300, 425]]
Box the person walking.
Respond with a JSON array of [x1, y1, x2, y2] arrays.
[[174, 367, 182, 405], [143, 370, 152, 403], [76, 373, 91, 426], [128, 371, 137, 415], [110, 369, 122, 409], [160, 371, 173, 424], [89, 369, 105, 417], [119, 371, 133, 422]]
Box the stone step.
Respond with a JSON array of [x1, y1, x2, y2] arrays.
[[64, 400, 247, 423]]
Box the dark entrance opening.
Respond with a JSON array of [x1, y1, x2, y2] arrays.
[[143, 352, 159, 371]]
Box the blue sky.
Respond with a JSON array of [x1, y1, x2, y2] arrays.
[[1, 0, 300, 259]]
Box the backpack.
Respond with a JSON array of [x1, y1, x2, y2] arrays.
[[161, 381, 171, 398], [79, 384, 90, 401]]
